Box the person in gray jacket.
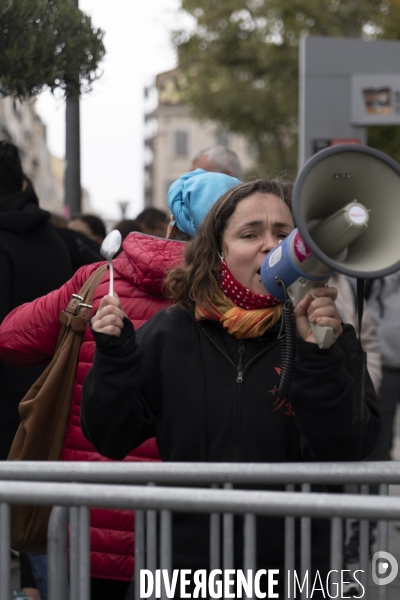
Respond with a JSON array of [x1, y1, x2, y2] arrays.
[[368, 273, 400, 459], [331, 273, 381, 392], [331, 273, 382, 573]]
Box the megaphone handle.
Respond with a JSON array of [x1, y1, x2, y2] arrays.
[[287, 279, 334, 349], [309, 322, 334, 349]]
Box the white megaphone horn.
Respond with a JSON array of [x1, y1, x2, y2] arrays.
[[261, 144, 400, 348]]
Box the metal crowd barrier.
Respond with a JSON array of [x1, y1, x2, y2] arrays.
[[0, 461, 399, 600]]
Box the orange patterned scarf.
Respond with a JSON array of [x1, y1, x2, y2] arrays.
[[195, 290, 282, 339]]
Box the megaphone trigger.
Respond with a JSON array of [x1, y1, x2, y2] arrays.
[[286, 277, 334, 349], [310, 322, 334, 349]]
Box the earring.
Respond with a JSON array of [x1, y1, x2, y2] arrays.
[[218, 251, 224, 261]]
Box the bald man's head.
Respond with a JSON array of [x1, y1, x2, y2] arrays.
[[191, 146, 242, 179]]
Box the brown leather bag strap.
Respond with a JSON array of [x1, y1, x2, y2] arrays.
[[59, 263, 108, 329], [78, 263, 108, 305], [75, 262, 108, 325]]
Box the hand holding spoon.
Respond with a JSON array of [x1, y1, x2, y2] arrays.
[[100, 230, 122, 296]]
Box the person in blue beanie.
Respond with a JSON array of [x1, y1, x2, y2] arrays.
[[166, 169, 241, 240]]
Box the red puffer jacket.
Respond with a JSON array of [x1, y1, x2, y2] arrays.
[[0, 233, 184, 581]]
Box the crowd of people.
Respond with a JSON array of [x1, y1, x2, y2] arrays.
[[0, 138, 396, 599]]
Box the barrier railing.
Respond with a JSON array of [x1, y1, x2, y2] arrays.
[[1, 462, 399, 600], [1, 461, 400, 485]]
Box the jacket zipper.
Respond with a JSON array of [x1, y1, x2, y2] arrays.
[[202, 328, 280, 463], [237, 341, 245, 382], [202, 328, 279, 382], [234, 341, 245, 461]]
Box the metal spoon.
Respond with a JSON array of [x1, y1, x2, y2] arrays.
[[100, 229, 122, 296]]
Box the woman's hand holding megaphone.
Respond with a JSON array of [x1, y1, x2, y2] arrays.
[[293, 286, 343, 345]]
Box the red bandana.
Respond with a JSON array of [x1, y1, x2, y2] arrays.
[[220, 260, 280, 309]]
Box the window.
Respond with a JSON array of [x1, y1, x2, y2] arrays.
[[175, 131, 188, 157]]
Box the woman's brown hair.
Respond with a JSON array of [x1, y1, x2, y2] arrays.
[[165, 178, 292, 310]]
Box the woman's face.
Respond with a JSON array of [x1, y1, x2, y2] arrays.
[[221, 192, 294, 295]]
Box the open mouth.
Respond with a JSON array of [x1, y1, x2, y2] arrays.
[[256, 268, 261, 275]]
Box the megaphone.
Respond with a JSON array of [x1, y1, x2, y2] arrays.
[[261, 144, 400, 348]]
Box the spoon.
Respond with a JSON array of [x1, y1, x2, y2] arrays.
[[100, 229, 122, 296]]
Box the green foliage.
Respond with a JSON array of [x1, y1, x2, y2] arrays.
[[368, 125, 400, 164], [173, 0, 400, 173], [0, 0, 105, 99]]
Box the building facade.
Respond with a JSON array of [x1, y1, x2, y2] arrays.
[[0, 96, 94, 217], [145, 69, 255, 210], [0, 96, 64, 212]]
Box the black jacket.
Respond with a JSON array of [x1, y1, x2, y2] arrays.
[[0, 188, 72, 459], [82, 308, 379, 464], [81, 308, 380, 577]]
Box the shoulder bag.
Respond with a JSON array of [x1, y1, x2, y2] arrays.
[[8, 263, 107, 553]]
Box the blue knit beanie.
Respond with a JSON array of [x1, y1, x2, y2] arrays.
[[167, 169, 241, 238]]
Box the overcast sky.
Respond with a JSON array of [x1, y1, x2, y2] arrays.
[[36, 0, 186, 220]]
